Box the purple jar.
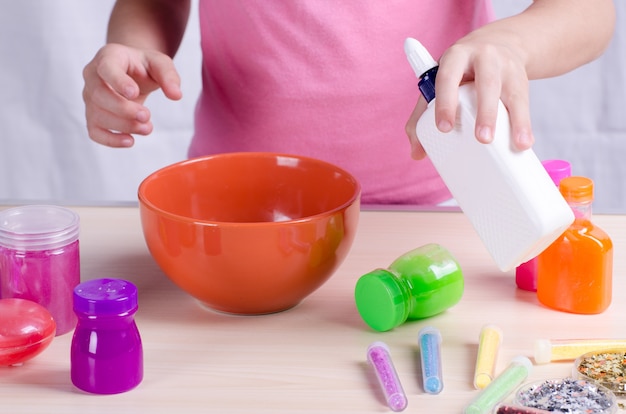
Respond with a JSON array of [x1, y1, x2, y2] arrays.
[[71, 278, 143, 394], [0, 205, 80, 335]]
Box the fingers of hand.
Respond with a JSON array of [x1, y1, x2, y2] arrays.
[[82, 45, 162, 147], [437, 41, 533, 149], [472, 46, 503, 144], [83, 75, 153, 144], [502, 88, 534, 150], [147, 51, 183, 101], [87, 44, 142, 100], [405, 97, 429, 160], [433, 45, 468, 134], [474, 46, 534, 150]]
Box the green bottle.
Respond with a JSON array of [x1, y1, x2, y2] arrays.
[[354, 243, 464, 332]]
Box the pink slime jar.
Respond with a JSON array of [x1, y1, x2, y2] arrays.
[[0, 205, 80, 335]]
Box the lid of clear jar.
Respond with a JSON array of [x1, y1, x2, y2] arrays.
[[74, 278, 138, 316], [0, 205, 80, 250]]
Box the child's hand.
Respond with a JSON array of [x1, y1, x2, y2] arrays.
[[82, 43, 182, 147], [404, 96, 429, 160], [405, 30, 535, 160], [436, 33, 535, 149]]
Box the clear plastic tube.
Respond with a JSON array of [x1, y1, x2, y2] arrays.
[[474, 324, 503, 389], [465, 356, 532, 414], [534, 338, 626, 364], [418, 326, 443, 394], [366, 341, 407, 412]]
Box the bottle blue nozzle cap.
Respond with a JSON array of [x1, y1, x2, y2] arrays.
[[354, 269, 407, 332], [404, 38, 438, 78], [405, 38, 438, 102]]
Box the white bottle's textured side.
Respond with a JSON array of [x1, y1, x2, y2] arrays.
[[416, 84, 574, 271]]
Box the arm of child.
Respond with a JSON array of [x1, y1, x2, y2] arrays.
[[83, 0, 191, 147], [406, 0, 616, 160]]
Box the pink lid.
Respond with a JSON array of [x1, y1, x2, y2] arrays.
[[541, 159, 572, 186]]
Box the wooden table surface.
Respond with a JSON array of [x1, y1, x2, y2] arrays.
[[0, 206, 624, 413]]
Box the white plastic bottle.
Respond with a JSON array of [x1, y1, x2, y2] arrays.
[[404, 38, 574, 271]]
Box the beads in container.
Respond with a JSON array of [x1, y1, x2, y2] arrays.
[[574, 349, 626, 397], [515, 378, 617, 414]]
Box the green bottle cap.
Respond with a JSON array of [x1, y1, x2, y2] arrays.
[[354, 269, 407, 332]]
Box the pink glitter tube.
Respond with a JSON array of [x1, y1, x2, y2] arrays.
[[366, 341, 408, 412], [0, 205, 80, 335]]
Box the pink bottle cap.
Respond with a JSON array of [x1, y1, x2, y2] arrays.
[[541, 160, 572, 186]]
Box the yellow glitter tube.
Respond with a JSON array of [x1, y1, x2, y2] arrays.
[[534, 338, 626, 364], [474, 324, 503, 389]]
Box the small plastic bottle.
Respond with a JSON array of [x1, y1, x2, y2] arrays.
[[515, 159, 572, 291], [354, 243, 463, 332], [71, 278, 143, 394], [0, 205, 80, 335], [537, 176, 613, 314]]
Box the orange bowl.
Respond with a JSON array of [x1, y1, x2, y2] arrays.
[[138, 152, 361, 314]]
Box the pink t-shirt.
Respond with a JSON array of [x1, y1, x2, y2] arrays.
[[190, 1, 495, 205]]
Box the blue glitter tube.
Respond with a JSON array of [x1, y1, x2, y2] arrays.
[[465, 356, 533, 414], [366, 341, 408, 412], [418, 326, 443, 394]]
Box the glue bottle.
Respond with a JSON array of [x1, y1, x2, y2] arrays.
[[515, 159, 572, 291], [71, 278, 143, 394], [404, 38, 574, 272], [536, 176, 613, 314], [354, 243, 463, 332]]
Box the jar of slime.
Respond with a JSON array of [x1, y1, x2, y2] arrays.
[[0, 205, 80, 335]]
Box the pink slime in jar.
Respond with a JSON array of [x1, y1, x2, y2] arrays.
[[0, 205, 80, 335]]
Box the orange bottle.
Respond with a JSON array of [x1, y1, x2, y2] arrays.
[[537, 176, 613, 314]]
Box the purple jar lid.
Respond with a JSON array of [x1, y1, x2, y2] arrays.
[[73, 278, 138, 315]]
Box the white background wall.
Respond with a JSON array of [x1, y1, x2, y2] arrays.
[[0, 0, 200, 204], [1, 1, 624, 212]]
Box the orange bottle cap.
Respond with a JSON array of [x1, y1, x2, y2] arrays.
[[559, 176, 593, 202]]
